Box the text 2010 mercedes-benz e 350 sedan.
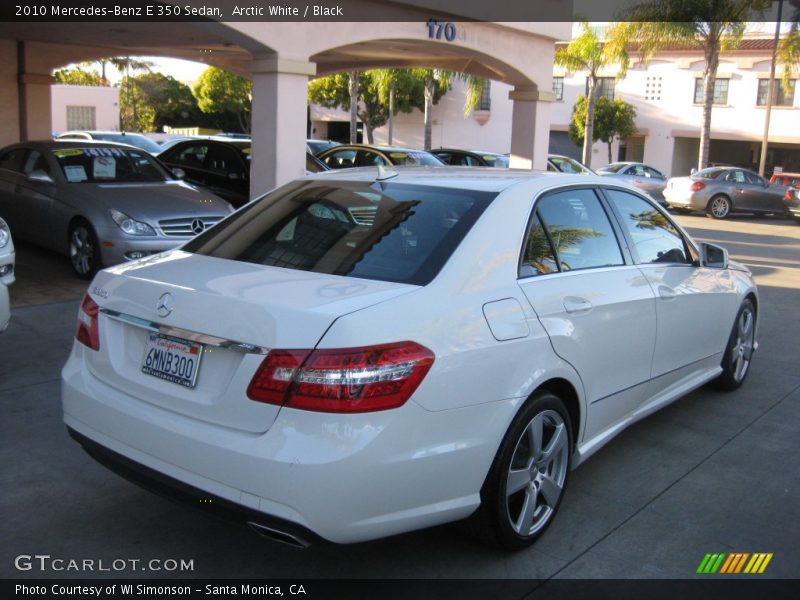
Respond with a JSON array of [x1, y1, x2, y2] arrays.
[[62, 168, 758, 549]]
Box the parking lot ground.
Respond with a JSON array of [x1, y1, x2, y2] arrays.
[[1, 214, 799, 580]]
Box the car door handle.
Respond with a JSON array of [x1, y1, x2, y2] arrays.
[[563, 296, 593, 314], [658, 285, 677, 301]]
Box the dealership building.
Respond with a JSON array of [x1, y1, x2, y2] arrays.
[[0, 2, 570, 197]]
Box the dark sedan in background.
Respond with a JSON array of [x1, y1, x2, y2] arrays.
[[317, 144, 445, 169], [157, 139, 251, 208], [431, 149, 509, 167], [664, 166, 788, 219], [0, 141, 232, 278]]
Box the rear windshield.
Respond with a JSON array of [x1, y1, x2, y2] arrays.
[[694, 168, 727, 179], [183, 180, 496, 285], [386, 151, 444, 166], [597, 163, 627, 173], [53, 147, 170, 183], [549, 156, 591, 174], [482, 154, 509, 168]]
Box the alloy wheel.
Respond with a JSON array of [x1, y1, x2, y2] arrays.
[[731, 305, 755, 383], [505, 409, 569, 536], [69, 225, 96, 277]]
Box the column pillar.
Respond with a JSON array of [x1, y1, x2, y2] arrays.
[[249, 57, 316, 198], [508, 87, 554, 171], [16, 41, 53, 142]]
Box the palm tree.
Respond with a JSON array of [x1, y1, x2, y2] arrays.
[[556, 22, 630, 167], [349, 70, 359, 144], [608, 1, 770, 171], [778, 3, 800, 92], [109, 56, 154, 131]]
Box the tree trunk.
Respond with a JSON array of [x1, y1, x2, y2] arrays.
[[364, 120, 374, 144], [349, 70, 359, 144], [583, 76, 598, 167], [607, 141, 613, 164], [388, 80, 395, 145], [699, 29, 721, 171], [424, 74, 434, 151]]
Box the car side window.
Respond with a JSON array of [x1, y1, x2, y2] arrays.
[[535, 188, 624, 271], [173, 144, 208, 168], [744, 171, 764, 186], [630, 165, 647, 177], [645, 166, 665, 180], [204, 145, 242, 174], [0, 148, 27, 173], [324, 149, 357, 169], [519, 213, 558, 277], [435, 152, 453, 164], [22, 151, 52, 176], [358, 150, 388, 167], [605, 189, 691, 265]]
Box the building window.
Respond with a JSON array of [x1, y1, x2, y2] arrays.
[[66, 106, 96, 130], [694, 78, 729, 105], [478, 80, 491, 111], [552, 77, 564, 101], [757, 79, 796, 107], [586, 77, 615, 100], [645, 75, 662, 101]]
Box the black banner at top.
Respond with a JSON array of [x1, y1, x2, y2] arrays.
[[0, 0, 792, 22]]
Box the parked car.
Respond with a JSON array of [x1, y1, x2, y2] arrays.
[[0, 141, 233, 279], [56, 131, 162, 155], [596, 162, 668, 204], [784, 187, 800, 223], [769, 172, 800, 189], [306, 139, 341, 156], [546, 154, 594, 174], [305, 152, 329, 174], [62, 168, 758, 550], [664, 166, 788, 218], [0, 217, 14, 333], [317, 144, 446, 169], [431, 149, 510, 167], [157, 139, 252, 208]]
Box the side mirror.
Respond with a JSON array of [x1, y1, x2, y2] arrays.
[[172, 167, 186, 180], [699, 242, 728, 269], [27, 170, 54, 184]]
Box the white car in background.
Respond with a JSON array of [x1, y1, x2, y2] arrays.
[[62, 169, 758, 549], [0, 217, 15, 332]]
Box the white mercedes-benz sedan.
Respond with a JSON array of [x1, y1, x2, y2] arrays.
[[62, 168, 758, 549]]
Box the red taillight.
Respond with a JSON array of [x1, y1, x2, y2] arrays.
[[786, 189, 795, 202], [690, 181, 706, 192], [247, 342, 434, 413], [75, 294, 100, 351]]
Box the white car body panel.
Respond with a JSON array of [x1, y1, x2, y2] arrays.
[[62, 170, 758, 544]]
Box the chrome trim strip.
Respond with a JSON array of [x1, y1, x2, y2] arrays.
[[99, 308, 270, 355]]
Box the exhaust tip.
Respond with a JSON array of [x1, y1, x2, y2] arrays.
[[247, 521, 310, 549]]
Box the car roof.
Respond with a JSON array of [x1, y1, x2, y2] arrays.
[[304, 165, 606, 192], [58, 130, 149, 137], [435, 148, 505, 156], [4, 139, 142, 151], [323, 144, 432, 154]]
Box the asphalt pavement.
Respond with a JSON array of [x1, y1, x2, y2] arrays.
[[1, 214, 798, 580]]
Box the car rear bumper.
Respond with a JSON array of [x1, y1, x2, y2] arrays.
[[62, 345, 516, 543], [663, 191, 707, 210]]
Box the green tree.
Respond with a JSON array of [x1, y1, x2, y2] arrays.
[[556, 22, 630, 167], [194, 67, 252, 133], [119, 73, 199, 133], [608, 0, 770, 171], [778, 5, 800, 93], [571, 96, 638, 164], [107, 57, 154, 131], [409, 69, 452, 150], [53, 66, 103, 86]]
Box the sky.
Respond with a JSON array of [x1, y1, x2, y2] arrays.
[[78, 57, 209, 85]]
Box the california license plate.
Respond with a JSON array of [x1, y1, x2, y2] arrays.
[[142, 333, 203, 388]]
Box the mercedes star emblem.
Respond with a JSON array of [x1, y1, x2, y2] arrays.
[[156, 292, 174, 318], [191, 219, 205, 234]]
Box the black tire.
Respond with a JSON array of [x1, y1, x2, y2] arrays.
[[68, 221, 101, 280], [713, 299, 756, 391], [473, 390, 572, 550], [706, 195, 732, 219]]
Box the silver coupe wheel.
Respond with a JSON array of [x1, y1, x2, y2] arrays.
[[505, 409, 569, 537], [708, 195, 731, 219]]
